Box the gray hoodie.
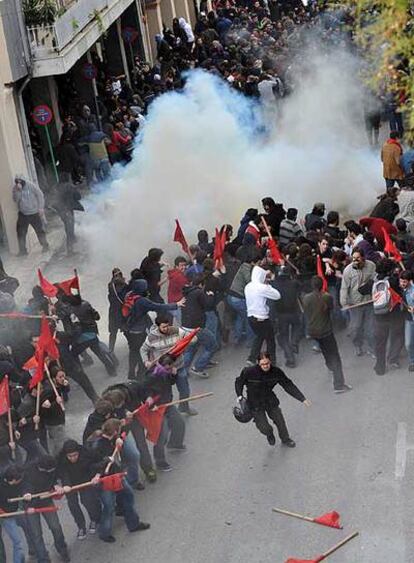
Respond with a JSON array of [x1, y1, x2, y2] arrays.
[[13, 175, 44, 216]]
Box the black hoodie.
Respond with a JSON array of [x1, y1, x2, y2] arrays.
[[181, 286, 215, 328]]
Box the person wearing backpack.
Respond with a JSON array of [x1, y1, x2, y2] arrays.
[[399, 271, 414, 372], [122, 279, 185, 380], [340, 248, 376, 357], [372, 258, 405, 375]]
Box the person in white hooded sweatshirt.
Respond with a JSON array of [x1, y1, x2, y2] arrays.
[[245, 265, 280, 365]]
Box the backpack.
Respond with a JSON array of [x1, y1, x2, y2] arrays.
[[372, 279, 391, 315], [122, 292, 140, 318]]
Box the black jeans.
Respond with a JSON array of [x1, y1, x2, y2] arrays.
[[60, 346, 98, 404], [16, 212, 48, 253], [374, 313, 405, 374], [125, 332, 146, 379], [130, 420, 155, 473], [253, 404, 290, 442], [276, 312, 302, 363], [154, 406, 185, 464], [248, 317, 276, 364], [72, 337, 116, 377], [315, 332, 345, 389], [66, 488, 101, 530]]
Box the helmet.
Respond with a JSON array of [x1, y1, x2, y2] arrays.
[[232, 397, 253, 423]]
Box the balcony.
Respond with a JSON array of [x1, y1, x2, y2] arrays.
[[26, 0, 135, 76]]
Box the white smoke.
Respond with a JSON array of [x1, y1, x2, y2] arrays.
[[82, 46, 382, 272]]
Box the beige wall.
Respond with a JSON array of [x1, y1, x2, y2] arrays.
[[0, 21, 29, 253], [145, 1, 163, 63]]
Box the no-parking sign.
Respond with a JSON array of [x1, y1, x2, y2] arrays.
[[32, 104, 53, 126]]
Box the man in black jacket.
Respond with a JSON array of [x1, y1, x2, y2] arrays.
[[181, 275, 217, 377], [235, 352, 311, 446], [22, 454, 70, 562], [57, 440, 101, 540]]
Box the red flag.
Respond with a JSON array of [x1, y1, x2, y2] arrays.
[[56, 274, 80, 296], [213, 228, 224, 262], [38, 316, 59, 360], [0, 376, 10, 416], [134, 403, 167, 443], [37, 269, 58, 298], [390, 287, 403, 310], [23, 356, 38, 372], [100, 473, 126, 492], [313, 511, 342, 529], [173, 220, 190, 256], [316, 255, 328, 292], [29, 346, 45, 390], [268, 238, 283, 265], [382, 227, 402, 262], [168, 328, 200, 359]]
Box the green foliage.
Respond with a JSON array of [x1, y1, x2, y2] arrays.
[[23, 0, 58, 26]]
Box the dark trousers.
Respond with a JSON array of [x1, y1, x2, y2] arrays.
[[125, 332, 146, 379], [66, 488, 101, 530], [98, 479, 139, 540], [315, 332, 345, 389], [16, 212, 48, 253], [248, 317, 276, 363], [72, 337, 116, 376], [60, 346, 98, 404], [27, 505, 68, 562], [58, 209, 75, 252], [253, 404, 290, 442], [154, 406, 185, 464], [130, 420, 155, 473], [374, 313, 405, 374], [276, 312, 302, 363]]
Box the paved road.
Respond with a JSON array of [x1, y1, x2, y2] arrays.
[[5, 252, 414, 562]]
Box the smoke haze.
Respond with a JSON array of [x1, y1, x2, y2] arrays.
[[82, 46, 382, 272]]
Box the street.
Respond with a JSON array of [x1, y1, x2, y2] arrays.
[[30, 254, 414, 563]]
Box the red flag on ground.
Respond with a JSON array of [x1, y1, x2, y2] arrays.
[[100, 473, 126, 492], [268, 238, 284, 265], [382, 227, 403, 262], [38, 316, 59, 360], [168, 328, 200, 359], [390, 287, 403, 310], [0, 376, 10, 416], [313, 511, 342, 529], [316, 255, 328, 292], [56, 274, 80, 296], [29, 347, 45, 390], [37, 269, 58, 298], [134, 403, 167, 443], [173, 220, 190, 256]]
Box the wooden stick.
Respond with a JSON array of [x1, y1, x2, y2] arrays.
[[261, 215, 272, 239], [44, 364, 65, 412], [0, 314, 54, 320], [272, 507, 315, 523], [341, 300, 373, 311], [131, 392, 214, 418], [7, 406, 15, 461], [320, 531, 359, 560], [35, 382, 40, 431], [104, 444, 120, 475]]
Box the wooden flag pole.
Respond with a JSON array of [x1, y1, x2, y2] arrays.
[[341, 300, 373, 311], [131, 392, 214, 418], [44, 364, 65, 412], [7, 407, 15, 461], [272, 507, 315, 524], [35, 382, 41, 431], [104, 444, 121, 475], [319, 531, 359, 560]]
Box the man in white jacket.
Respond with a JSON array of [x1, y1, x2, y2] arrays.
[[245, 266, 281, 365]]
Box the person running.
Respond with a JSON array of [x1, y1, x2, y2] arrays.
[[235, 352, 311, 446]]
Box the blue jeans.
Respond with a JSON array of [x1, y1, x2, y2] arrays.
[[176, 366, 190, 400], [99, 478, 139, 539], [121, 433, 141, 487], [183, 327, 216, 370], [27, 505, 68, 562], [205, 310, 220, 348], [1, 518, 25, 563], [405, 321, 414, 364], [227, 295, 253, 342]]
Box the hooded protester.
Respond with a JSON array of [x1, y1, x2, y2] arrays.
[[13, 175, 49, 256], [261, 197, 286, 236], [197, 230, 214, 255], [245, 265, 281, 365], [235, 208, 258, 245], [179, 17, 195, 50], [107, 268, 127, 355], [140, 248, 166, 303], [304, 202, 326, 232], [242, 215, 263, 247], [122, 279, 185, 379]]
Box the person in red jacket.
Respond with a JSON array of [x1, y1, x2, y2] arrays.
[[359, 216, 397, 248], [167, 256, 188, 324]]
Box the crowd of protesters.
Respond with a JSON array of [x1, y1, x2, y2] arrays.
[[2, 0, 414, 561]]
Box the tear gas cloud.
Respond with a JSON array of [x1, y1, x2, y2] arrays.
[[82, 46, 382, 272]]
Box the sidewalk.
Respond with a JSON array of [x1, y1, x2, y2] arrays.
[[2, 213, 65, 306]]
